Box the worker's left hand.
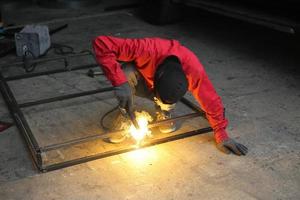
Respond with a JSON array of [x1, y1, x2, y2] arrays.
[[216, 138, 248, 156], [115, 82, 134, 113]]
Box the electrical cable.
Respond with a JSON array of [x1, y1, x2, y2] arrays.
[[99, 105, 119, 131], [23, 50, 37, 72], [42, 43, 75, 56], [52, 43, 75, 55], [22, 43, 89, 72]]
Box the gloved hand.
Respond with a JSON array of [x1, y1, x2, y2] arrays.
[[114, 82, 134, 113], [216, 138, 248, 156]]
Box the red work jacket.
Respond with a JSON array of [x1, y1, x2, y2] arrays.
[[93, 36, 229, 143]]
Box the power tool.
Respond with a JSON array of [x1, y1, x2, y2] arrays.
[[119, 107, 139, 130]]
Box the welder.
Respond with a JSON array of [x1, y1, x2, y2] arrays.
[[93, 36, 248, 155]]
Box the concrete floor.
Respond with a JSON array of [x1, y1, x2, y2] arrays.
[[0, 5, 300, 200]]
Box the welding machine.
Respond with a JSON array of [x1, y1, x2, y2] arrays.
[[15, 25, 51, 58]]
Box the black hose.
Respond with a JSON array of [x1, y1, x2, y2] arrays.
[[52, 43, 75, 55], [100, 105, 119, 131], [24, 43, 93, 72], [23, 50, 37, 72]]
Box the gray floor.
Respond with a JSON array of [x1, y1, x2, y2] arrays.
[[0, 5, 300, 200]]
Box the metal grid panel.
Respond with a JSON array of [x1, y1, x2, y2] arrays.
[[0, 52, 212, 172]]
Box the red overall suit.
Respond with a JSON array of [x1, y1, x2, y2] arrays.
[[93, 36, 229, 143]]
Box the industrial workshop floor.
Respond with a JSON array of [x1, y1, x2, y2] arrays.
[[0, 5, 299, 200]]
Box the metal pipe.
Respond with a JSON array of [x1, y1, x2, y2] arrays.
[[40, 112, 203, 152], [5, 63, 99, 81], [0, 51, 91, 68], [186, 0, 296, 34], [87, 69, 104, 78], [42, 126, 212, 172], [19, 87, 114, 108], [0, 73, 40, 167], [180, 97, 206, 116]]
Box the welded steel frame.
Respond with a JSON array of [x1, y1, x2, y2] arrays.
[[0, 52, 212, 172]]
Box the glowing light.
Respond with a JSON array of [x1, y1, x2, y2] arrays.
[[128, 149, 150, 161], [128, 111, 152, 145], [124, 148, 158, 166]]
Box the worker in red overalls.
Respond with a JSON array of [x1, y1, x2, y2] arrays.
[[93, 36, 248, 155]]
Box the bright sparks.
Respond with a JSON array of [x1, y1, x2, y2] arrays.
[[124, 148, 158, 166], [129, 111, 153, 145]]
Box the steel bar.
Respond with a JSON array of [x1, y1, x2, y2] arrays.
[[187, 0, 296, 34], [42, 126, 212, 172], [19, 87, 114, 108], [5, 63, 100, 81], [0, 51, 91, 68], [180, 97, 206, 116], [40, 112, 204, 152], [87, 69, 104, 78], [0, 73, 41, 167], [147, 112, 203, 129]]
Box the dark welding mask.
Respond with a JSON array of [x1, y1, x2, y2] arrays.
[[154, 55, 188, 104]]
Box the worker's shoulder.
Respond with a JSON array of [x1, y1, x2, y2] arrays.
[[95, 36, 180, 46], [138, 37, 184, 53], [146, 37, 180, 45], [94, 35, 122, 41]]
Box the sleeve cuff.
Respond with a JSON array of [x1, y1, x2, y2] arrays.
[[214, 129, 229, 144], [110, 73, 128, 87]]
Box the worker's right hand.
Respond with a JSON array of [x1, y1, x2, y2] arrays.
[[114, 82, 134, 113]]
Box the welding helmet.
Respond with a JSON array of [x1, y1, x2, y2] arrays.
[[154, 55, 188, 104]]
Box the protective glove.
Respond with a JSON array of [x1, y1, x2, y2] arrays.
[[124, 65, 138, 88], [216, 138, 248, 156], [114, 82, 134, 113]]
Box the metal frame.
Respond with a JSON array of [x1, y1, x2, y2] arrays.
[[184, 0, 297, 34], [0, 52, 212, 172]]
